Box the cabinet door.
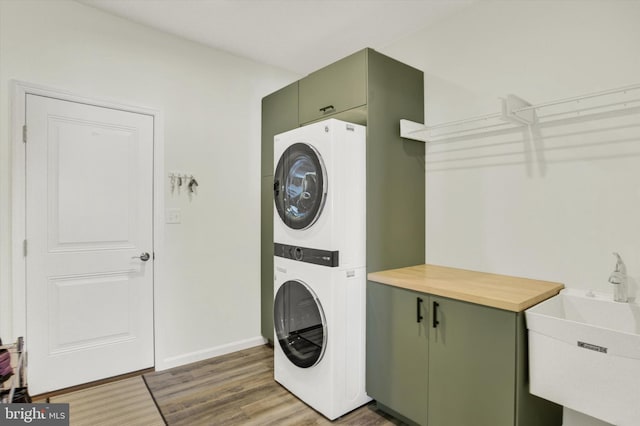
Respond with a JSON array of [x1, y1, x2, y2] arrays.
[[260, 175, 275, 341], [261, 83, 298, 341], [298, 49, 367, 124], [366, 282, 429, 426], [428, 296, 516, 426]]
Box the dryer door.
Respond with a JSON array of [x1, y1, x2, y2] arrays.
[[274, 143, 327, 230], [274, 279, 327, 368]]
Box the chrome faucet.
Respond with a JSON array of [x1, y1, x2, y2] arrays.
[[608, 252, 628, 303]]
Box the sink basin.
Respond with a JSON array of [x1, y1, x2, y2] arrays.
[[526, 288, 640, 426]]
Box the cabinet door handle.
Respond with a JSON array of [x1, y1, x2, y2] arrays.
[[416, 297, 424, 323], [433, 301, 440, 328], [319, 105, 335, 114]]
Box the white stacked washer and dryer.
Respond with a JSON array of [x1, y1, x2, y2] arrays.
[[272, 118, 371, 420]]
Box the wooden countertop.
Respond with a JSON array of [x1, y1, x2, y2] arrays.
[[367, 264, 564, 312]]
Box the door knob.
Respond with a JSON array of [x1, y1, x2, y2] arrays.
[[132, 252, 151, 261]]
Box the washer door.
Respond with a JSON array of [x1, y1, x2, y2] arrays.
[[274, 143, 327, 230], [274, 279, 327, 368]]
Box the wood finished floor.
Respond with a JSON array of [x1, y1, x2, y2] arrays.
[[49, 377, 164, 426], [144, 344, 403, 425]]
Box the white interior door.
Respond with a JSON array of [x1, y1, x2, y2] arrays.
[[25, 94, 155, 395]]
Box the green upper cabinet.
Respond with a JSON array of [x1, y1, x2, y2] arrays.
[[261, 82, 299, 178], [261, 49, 424, 343], [298, 49, 367, 125]]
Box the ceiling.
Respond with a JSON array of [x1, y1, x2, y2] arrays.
[[78, 0, 475, 75]]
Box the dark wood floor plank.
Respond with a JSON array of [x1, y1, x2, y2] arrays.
[[145, 345, 401, 425]]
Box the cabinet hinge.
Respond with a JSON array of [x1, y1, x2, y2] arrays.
[[22, 125, 27, 143], [23, 239, 27, 257]]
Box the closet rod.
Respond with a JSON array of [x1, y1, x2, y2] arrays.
[[513, 83, 640, 113], [426, 121, 515, 140], [425, 111, 503, 130], [536, 97, 640, 121]]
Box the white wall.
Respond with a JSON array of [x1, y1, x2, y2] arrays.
[[381, 1, 640, 296], [0, 0, 299, 368]]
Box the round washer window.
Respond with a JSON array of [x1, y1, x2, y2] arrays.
[[274, 143, 327, 230], [274, 280, 327, 368]]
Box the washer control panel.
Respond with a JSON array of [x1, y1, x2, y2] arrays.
[[274, 243, 339, 267]]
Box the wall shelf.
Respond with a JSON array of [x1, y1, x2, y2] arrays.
[[401, 83, 640, 143]]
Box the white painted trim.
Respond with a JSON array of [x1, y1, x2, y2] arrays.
[[157, 336, 268, 371], [11, 82, 27, 340], [10, 80, 165, 370]]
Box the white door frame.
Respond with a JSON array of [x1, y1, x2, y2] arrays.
[[11, 80, 164, 368]]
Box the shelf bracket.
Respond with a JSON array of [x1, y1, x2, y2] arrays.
[[500, 94, 536, 126], [400, 119, 428, 142]]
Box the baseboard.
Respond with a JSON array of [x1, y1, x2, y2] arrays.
[[157, 336, 267, 371]]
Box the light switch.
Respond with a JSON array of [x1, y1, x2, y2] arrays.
[[166, 208, 181, 224]]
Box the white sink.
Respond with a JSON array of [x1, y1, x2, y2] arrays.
[[526, 288, 640, 426]]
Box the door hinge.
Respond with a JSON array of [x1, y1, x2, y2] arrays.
[[23, 239, 27, 257], [22, 125, 27, 143]]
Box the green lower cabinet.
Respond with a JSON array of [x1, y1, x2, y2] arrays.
[[366, 282, 562, 426], [366, 282, 429, 425], [428, 296, 516, 426]]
